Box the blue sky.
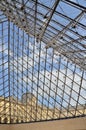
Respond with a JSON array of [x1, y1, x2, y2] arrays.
[[0, 22, 86, 108], [0, 0, 86, 109]]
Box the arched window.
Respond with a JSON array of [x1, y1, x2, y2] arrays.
[[16, 119, 19, 123], [21, 119, 23, 123], [0, 117, 1, 123], [4, 117, 8, 123], [11, 118, 14, 123]]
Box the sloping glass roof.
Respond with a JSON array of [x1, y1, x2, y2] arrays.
[[0, 0, 86, 124]]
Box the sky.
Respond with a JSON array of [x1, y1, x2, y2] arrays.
[[0, 0, 86, 110], [0, 21, 86, 109]]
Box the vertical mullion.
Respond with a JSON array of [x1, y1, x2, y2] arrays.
[[59, 59, 68, 118], [53, 54, 60, 119], [15, 25, 18, 123], [31, 37, 35, 121], [17, 26, 20, 122], [26, 35, 28, 122], [67, 63, 76, 117], [36, 41, 41, 121], [2, 22, 5, 122], [22, 31, 24, 122], [75, 69, 84, 116], [41, 48, 47, 120], [8, 21, 11, 123], [46, 49, 54, 120], [57, 55, 62, 119], [12, 23, 15, 123], [26, 35, 30, 122]]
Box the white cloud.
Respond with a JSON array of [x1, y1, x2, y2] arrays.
[[9, 41, 86, 107], [11, 55, 34, 72], [21, 68, 86, 107]]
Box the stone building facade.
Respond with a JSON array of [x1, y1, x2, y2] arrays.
[[0, 94, 85, 123]]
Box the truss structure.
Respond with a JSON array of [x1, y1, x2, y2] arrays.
[[0, 0, 86, 124]]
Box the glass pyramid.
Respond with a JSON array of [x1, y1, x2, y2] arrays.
[[0, 0, 86, 124]]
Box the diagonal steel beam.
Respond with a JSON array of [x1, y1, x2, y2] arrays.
[[62, 0, 86, 10], [38, 0, 60, 41], [46, 9, 86, 48]]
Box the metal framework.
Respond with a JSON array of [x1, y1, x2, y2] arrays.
[[0, 0, 86, 124]]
